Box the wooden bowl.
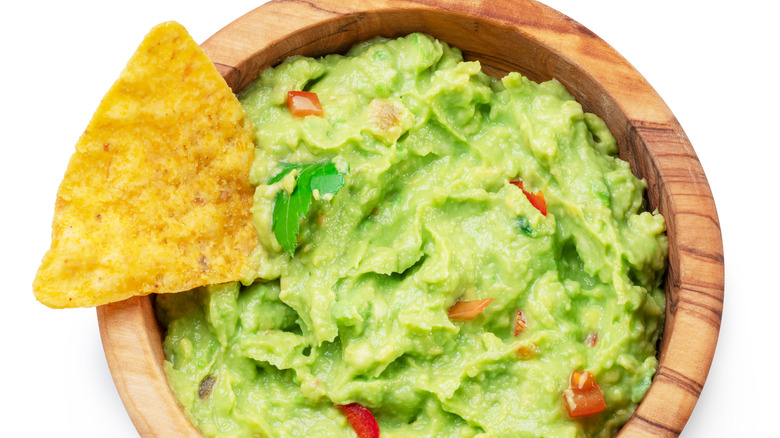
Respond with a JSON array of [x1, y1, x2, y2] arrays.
[[97, 0, 724, 436]]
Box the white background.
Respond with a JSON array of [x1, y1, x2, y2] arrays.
[[1, 0, 776, 436]]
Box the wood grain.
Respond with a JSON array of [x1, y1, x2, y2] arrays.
[[97, 297, 201, 437], [97, 0, 724, 436]]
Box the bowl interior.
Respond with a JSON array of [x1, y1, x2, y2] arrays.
[[99, 1, 724, 437]]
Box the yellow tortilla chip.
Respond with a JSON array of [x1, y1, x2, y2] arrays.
[[33, 22, 258, 308]]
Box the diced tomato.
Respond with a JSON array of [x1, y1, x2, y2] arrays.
[[287, 91, 323, 117], [448, 298, 495, 321], [563, 370, 606, 418], [334, 403, 379, 438], [570, 370, 597, 391], [510, 180, 547, 216], [524, 190, 547, 216], [585, 332, 598, 347], [509, 180, 524, 191], [516, 342, 540, 360], [513, 309, 528, 336]]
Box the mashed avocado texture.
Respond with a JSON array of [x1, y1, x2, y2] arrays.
[[156, 34, 667, 438]]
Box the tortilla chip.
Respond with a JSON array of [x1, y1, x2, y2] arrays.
[[33, 22, 258, 308]]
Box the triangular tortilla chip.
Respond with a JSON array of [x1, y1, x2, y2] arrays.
[[33, 22, 258, 308]]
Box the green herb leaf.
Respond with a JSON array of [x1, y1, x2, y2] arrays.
[[516, 216, 534, 237], [270, 162, 345, 255], [272, 191, 298, 254], [311, 172, 345, 194], [267, 164, 295, 184]]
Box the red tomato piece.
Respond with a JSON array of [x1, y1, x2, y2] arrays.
[[513, 309, 528, 336], [448, 298, 495, 321], [510, 180, 547, 216], [563, 370, 606, 418], [524, 189, 547, 216], [287, 91, 323, 117], [570, 370, 597, 391], [334, 403, 379, 438]]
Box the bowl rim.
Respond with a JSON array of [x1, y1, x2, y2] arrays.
[[98, 1, 724, 437]]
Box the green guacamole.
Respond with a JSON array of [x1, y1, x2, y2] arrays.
[[156, 34, 667, 438]]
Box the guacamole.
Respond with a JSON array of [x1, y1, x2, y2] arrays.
[[156, 34, 667, 438]]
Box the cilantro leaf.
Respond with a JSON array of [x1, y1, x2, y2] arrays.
[[516, 216, 534, 237], [272, 191, 297, 254], [268, 162, 300, 184], [270, 162, 345, 255], [311, 172, 345, 195]]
